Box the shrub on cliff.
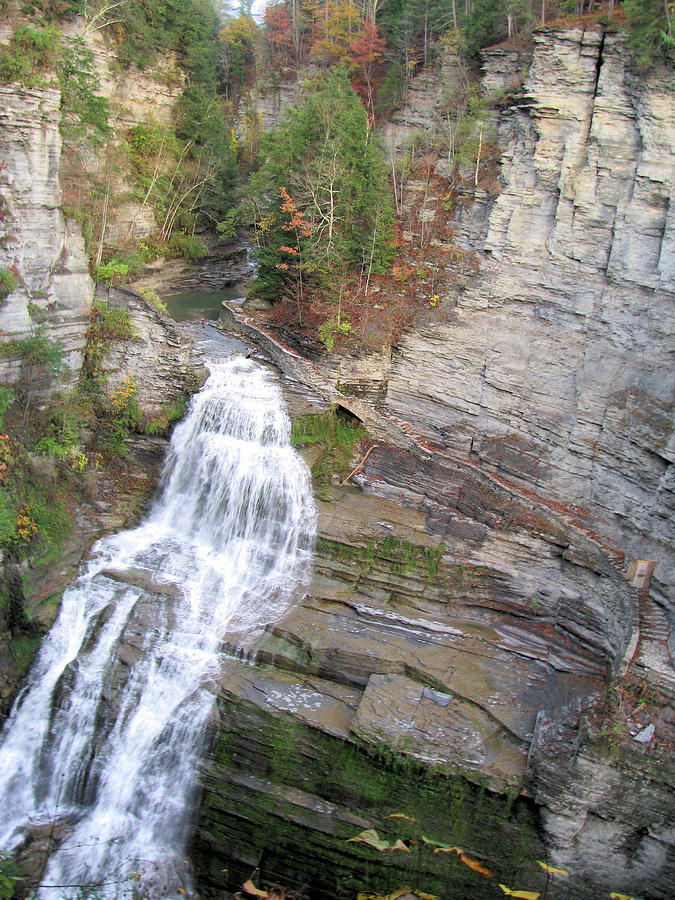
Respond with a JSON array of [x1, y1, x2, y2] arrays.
[[624, 0, 675, 70], [0, 24, 61, 88]]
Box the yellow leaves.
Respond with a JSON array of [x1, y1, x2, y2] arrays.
[[610, 894, 634, 900], [385, 813, 416, 823], [348, 829, 410, 853], [391, 840, 411, 853], [242, 880, 269, 898], [348, 829, 390, 851], [16, 506, 37, 542], [536, 860, 568, 877], [433, 845, 463, 855], [498, 886, 540, 899], [358, 890, 438, 900], [255, 212, 275, 236], [111, 374, 137, 412]]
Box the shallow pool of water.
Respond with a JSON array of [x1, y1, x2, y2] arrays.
[[164, 288, 245, 322]]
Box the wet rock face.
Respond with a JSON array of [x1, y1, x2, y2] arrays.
[[384, 27, 674, 613], [200, 31, 673, 893], [0, 85, 94, 383], [193, 436, 672, 899]]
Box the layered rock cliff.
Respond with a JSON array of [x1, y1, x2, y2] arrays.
[[1, 15, 672, 900], [384, 28, 674, 620], [198, 24, 674, 900], [0, 84, 94, 381]]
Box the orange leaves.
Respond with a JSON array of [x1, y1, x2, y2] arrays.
[[0, 432, 10, 482], [280, 187, 312, 238], [432, 845, 493, 878], [460, 854, 494, 878]]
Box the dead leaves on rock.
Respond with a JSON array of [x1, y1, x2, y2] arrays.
[[348, 829, 411, 853], [536, 860, 568, 877], [242, 882, 269, 898], [498, 887, 541, 899], [358, 890, 440, 900], [238, 881, 301, 900], [431, 845, 493, 878]]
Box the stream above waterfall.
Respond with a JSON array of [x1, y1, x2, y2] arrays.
[[0, 355, 316, 899]]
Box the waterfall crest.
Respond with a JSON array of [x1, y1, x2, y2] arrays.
[[0, 357, 316, 898]]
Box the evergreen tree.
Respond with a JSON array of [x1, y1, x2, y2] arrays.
[[247, 67, 394, 303]]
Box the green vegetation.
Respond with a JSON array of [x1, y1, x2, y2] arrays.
[[0, 851, 19, 899], [58, 35, 111, 147], [624, 0, 675, 70], [81, 299, 135, 388], [318, 316, 352, 352], [291, 406, 368, 491], [247, 67, 395, 309], [79, 301, 141, 454], [0, 267, 19, 304], [137, 286, 168, 316], [315, 535, 445, 584], [291, 407, 365, 447], [196, 696, 540, 900], [0, 23, 61, 88]]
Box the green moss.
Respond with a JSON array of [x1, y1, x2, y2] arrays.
[[316, 536, 445, 585], [9, 633, 41, 679], [194, 691, 544, 900]]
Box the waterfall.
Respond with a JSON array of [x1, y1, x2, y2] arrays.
[[0, 356, 316, 898]]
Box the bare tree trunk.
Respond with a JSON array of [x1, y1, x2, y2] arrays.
[[364, 207, 380, 296], [475, 125, 483, 188], [423, 0, 429, 66], [126, 129, 167, 241], [95, 156, 111, 269], [390, 149, 400, 215]]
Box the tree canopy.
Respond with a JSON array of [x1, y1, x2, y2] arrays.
[[247, 67, 395, 304]]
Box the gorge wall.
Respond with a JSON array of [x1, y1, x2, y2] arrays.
[[0, 84, 93, 380], [384, 27, 674, 619], [198, 23, 674, 900], [0, 12, 673, 900], [0, 15, 186, 387]]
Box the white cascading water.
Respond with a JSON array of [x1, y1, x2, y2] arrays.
[[0, 356, 316, 898]]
